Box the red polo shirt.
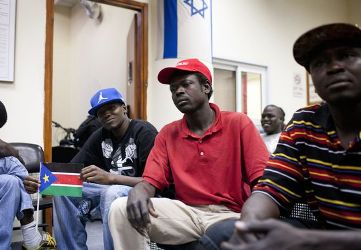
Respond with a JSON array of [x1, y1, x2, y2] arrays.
[[143, 103, 268, 212]]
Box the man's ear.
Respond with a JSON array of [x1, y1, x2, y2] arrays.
[[122, 104, 128, 115], [202, 82, 211, 94]]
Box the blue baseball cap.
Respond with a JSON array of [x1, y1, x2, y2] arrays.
[[88, 88, 126, 116]]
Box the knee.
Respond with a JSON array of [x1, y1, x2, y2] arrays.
[[108, 197, 128, 220], [200, 219, 237, 249], [103, 185, 130, 199], [101, 185, 130, 207], [0, 174, 22, 190]]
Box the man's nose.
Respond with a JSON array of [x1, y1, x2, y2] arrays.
[[327, 57, 345, 73], [175, 86, 185, 95]]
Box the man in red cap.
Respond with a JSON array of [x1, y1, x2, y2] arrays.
[[221, 23, 361, 250], [108, 58, 269, 249]]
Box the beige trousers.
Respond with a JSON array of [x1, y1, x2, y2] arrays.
[[108, 197, 240, 250]]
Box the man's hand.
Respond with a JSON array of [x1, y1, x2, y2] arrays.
[[126, 182, 157, 236], [23, 176, 40, 194], [80, 165, 112, 184], [221, 219, 310, 250]]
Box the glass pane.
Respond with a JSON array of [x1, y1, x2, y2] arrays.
[[213, 68, 236, 111], [242, 72, 262, 124]]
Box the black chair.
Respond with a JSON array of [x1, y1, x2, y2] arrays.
[[52, 145, 79, 163], [11, 142, 53, 230]]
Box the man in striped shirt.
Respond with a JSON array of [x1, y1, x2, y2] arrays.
[[221, 23, 361, 250]]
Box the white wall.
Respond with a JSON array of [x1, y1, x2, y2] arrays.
[[1, 0, 360, 145], [211, 0, 349, 123], [349, 0, 361, 24], [147, 0, 356, 128], [147, 2, 191, 130], [0, 0, 46, 146], [53, 3, 136, 144]]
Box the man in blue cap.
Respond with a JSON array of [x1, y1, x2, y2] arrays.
[[53, 88, 158, 250]]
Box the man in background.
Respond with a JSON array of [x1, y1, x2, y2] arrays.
[[260, 104, 285, 153], [53, 88, 158, 250]]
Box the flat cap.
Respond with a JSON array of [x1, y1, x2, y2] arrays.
[[293, 23, 361, 69]]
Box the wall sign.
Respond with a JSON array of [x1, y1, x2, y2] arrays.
[[0, 0, 16, 82]]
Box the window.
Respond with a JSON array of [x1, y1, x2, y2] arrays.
[[213, 58, 267, 126]]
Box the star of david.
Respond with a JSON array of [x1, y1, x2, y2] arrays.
[[184, 0, 208, 18]]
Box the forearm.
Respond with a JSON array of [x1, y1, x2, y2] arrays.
[[241, 192, 280, 221], [109, 174, 143, 187], [0, 139, 20, 158], [304, 229, 361, 250]]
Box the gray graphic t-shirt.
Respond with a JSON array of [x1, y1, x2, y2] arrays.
[[102, 138, 138, 176]]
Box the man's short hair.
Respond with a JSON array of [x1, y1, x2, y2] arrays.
[[264, 104, 285, 121], [0, 101, 7, 128], [293, 23, 361, 70]]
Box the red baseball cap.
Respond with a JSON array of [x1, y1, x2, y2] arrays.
[[158, 58, 212, 85]]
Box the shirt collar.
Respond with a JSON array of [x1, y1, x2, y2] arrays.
[[180, 103, 223, 138], [313, 103, 336, 131]]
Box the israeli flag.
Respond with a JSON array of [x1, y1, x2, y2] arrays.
[[158, 0, 212, 62]]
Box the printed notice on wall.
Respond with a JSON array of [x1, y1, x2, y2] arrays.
[[0, 0, 16, 82]]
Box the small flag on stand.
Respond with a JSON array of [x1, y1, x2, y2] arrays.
[[39, 162, 84, 197]]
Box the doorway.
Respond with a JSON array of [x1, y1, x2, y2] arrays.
[[43, 0, 148, 233], [44, 0, 148, 161]]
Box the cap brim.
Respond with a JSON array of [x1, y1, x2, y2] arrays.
[[158, 67, 199, 85], [88, 99, 124, 116]]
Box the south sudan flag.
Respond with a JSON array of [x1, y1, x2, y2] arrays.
[[39, 162, 84, 197]]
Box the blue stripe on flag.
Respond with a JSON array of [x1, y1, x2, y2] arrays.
[[163, 0, 177, 58]]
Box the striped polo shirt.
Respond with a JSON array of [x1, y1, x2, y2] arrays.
[[254, 103, 361, 229]]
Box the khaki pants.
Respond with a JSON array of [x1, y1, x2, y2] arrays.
[[108, 197, 240, 250]]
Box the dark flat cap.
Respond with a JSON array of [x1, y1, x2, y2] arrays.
[[293, 23, 361, 69]]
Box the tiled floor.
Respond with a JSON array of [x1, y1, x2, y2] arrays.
[[11, 220, 104, 250]]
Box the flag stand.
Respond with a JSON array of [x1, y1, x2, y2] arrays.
[[35, 163, 42, 231], [35, 191, 40, 231]]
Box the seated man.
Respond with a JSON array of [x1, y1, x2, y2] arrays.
[[260, 104, 285, 153], [108, 58, 269, 249], [0, 100, 56, 249], [74, 115, 102, 148], [222, 23, 361, 250], [53, 88, 158, 250]]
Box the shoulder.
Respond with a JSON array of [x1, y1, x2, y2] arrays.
[[80, 128, 103, 149], [286, 104, 324, 128], [221, 111, 251, 120], [220, 111, 254, 129], [130, 120, 158, 134], [291, 104, 321, 120], [159, 119, 182, 134]]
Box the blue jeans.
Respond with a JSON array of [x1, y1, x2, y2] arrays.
[[199, 217, 323, 250], [53, 182, 132, 250], [199, 219, 237, 250], [0, 156, 33, 249]]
